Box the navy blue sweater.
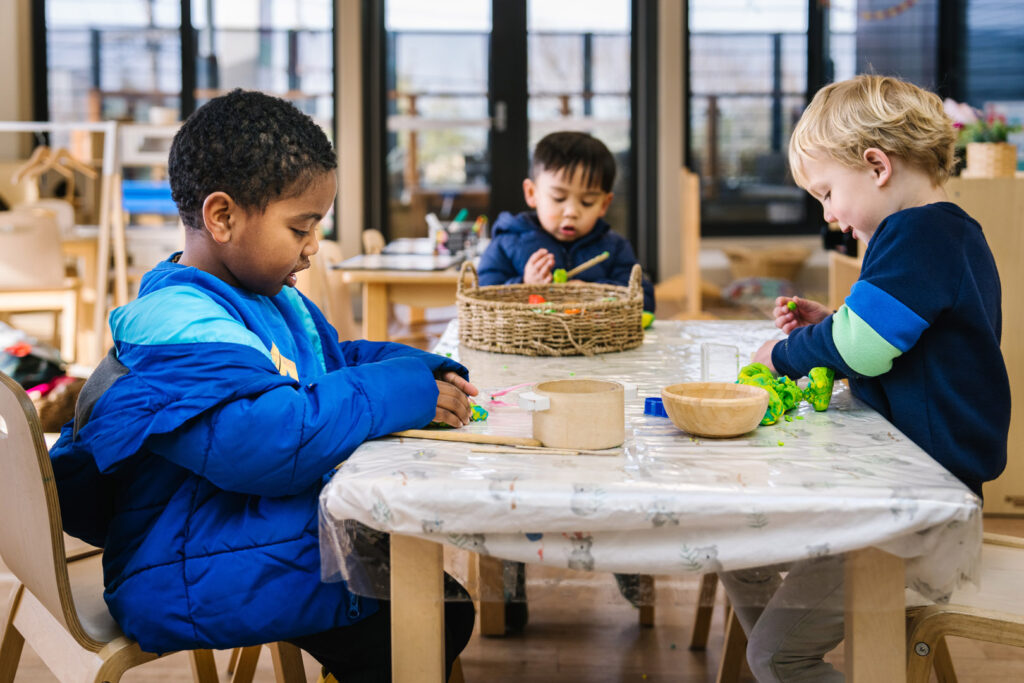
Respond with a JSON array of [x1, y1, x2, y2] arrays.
[[477, 211, 655, 311], [772, 202, 1009, 497]]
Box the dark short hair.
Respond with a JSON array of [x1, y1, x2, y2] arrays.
[[531, 131, 616, 192], [169, 89, 337, 229]]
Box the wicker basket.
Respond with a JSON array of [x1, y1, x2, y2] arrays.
[[457, 262, 644, 356], [722, 246, 811, 282]]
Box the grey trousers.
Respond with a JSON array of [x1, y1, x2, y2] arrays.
[[718, 554, 846, 682]]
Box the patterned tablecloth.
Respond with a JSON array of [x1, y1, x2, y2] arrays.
[[319, 320, 981, 603]]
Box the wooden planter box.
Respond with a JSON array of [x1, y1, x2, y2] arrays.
[[964, 142, 1018, 178]]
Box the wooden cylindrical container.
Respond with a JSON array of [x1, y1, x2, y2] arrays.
[[964, 142, 1018, 178], [522, 379, 625, 450]]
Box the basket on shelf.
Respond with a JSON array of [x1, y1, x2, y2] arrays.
[[456, 262, 644, 356], [722, 246, 811, 282]]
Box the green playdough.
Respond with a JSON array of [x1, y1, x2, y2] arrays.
[[736, 362, 834, 425], [641, 311, 655, 329], [553, 268, 568, 283], [803, 366, 835, 411], [787, 300, 798, 311]]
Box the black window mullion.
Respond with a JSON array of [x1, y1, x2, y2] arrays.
[[180, 0, 196, 119], [488, 0, 528, 218]]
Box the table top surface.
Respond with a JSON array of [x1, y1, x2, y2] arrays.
[[320, 320, 981, 602]]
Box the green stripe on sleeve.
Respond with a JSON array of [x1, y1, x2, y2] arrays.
[[831, 305, 902, 377]]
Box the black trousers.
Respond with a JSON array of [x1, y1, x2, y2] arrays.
[[287, 574, 475, 683]]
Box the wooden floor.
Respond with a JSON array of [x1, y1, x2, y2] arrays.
[[2, 518, 1024, 682]]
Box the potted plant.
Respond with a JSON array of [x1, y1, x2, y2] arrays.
[[944, 99, 1021, 178]]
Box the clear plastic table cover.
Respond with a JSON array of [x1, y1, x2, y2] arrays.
[[319, 320, 981, 604]]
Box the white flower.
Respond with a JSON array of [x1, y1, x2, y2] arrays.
[[943, 98, 978, 125]]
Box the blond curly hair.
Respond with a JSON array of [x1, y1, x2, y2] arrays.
[[789, 74, 957, 188]]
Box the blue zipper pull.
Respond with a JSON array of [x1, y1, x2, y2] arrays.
[[347, 593, 361, 619]]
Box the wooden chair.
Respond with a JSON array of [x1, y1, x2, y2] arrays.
[[906, 532, 1024, 682], [654, 168, 719, 320], [295, 238, 359, 342], [0, 209, 79, 362], [0, 371, 306, 683], [361, 229, 386, 255], [708, 533, 1024, 682]]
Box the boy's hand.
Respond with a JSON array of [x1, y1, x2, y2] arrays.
[[773, 296, 830, 334], [752, 339, 778, 373], [524, 248, 555, 284], [432, 371, 480, 428]]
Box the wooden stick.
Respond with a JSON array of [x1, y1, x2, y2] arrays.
[[391, 429, 542, 447], [566, 250, 610, 279], [470, 446, 622, 456]]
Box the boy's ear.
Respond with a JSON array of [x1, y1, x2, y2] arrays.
[[598, 191, 614, 216], [201, 192, 236, 244], [522, 178, 538, 208], [863, 148, 893, 187]]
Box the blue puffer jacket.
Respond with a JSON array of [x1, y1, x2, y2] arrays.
[[49, 256, 467, 653], [477, 211, 655, 311]]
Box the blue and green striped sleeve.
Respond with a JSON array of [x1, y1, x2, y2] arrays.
[[830, 280, 928, 377]]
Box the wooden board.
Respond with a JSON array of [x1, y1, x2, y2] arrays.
[[391, 429, 542, 448]]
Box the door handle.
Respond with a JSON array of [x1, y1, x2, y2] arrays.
[[493, 101, 507, 133]]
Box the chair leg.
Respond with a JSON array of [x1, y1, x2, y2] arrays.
[[932, 636, 957, 683], [447, 656, 465, 683], [230, 645, 263, 683], [189, 649, 219, 683], [269, 642, 306, 683], [227, 646, 242, 674], [690, 572, 719, 650], [716, 605, 748, 683], [0, 586, 26, 683]]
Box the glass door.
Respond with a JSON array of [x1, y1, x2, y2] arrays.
[[380, 0, 633, 244]]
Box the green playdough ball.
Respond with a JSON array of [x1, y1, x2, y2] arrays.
[[553, 268, 568, 283], [641, 311, 655, 329], [737, 374, 783, 425], [803, 366, 836, 411], [773, 376, 802, 412], [738, 362, 773, 382], [787, 300, 798, 311]]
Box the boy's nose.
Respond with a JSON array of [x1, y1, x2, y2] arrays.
[[304, 232, 320, 256]]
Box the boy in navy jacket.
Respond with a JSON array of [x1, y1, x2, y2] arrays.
[[49, 90, 476, 681], [477, 131, 655, 311], [720, 75, 1010, 682]]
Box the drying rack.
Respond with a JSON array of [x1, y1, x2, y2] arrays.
[[0, 120, 127, 364]]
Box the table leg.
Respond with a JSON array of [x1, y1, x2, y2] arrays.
[[362, 283, 389, 341], [475, 554, 506, 636], [390, 534, 445, 683], [844, 547, 905, 682]]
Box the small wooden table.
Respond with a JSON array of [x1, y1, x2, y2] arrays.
[[321, 320, 982, 682], [335, 260, 463, 341]]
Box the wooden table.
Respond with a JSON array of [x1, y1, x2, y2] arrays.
[[320, 320, 982, 682], [336, 266, 462, 341]]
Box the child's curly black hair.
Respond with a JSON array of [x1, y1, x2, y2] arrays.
[[169, 89, 337, 230]]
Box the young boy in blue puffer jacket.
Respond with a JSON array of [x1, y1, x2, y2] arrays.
[[477, 131, 655, 312], [49, 90, 476, 682]]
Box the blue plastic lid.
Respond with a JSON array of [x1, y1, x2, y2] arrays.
[[644, 396, 667, 418]]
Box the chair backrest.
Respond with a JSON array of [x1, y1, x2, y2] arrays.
[[0, 371, 103, 650], [295, 239, 358, 341], [0, 209, 66, 289], [362, 229, 386, 255]]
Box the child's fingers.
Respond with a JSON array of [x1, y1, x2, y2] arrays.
[[440, 370, 479, 397], [432, 407, 464, 428], [436, 381, 471, 424]]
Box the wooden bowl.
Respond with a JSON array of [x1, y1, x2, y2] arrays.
[[660, 382, 768, 438]]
